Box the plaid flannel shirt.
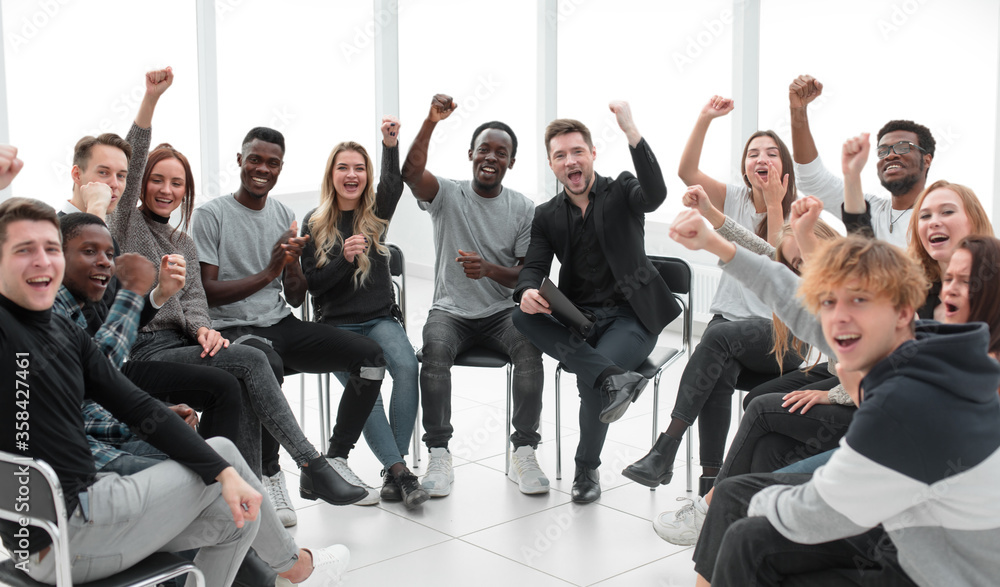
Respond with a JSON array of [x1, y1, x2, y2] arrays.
[[52, 285, 144, 469]]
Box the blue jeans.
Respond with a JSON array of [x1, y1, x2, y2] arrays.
[[131, 329, 321, 472], [332, 317, 419, 469], [777, 449, 837, 474]]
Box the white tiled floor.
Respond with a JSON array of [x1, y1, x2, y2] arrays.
[[280, 274, 732, 586]]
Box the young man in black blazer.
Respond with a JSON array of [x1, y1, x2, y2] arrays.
[[512, 102, 679, 503]]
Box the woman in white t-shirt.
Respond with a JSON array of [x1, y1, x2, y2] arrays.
[[622, 96, 803, 497]]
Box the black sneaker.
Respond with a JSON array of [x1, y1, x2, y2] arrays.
[[380, 469, 402, 502], [394, 469, 430, 509]]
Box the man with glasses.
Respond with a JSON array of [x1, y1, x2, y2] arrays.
[[788, 75, 935, 247]]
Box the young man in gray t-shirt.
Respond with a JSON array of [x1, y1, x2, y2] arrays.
[[401, 94, 546, 497]]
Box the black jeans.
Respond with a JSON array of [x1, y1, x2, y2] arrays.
[[716, 393, 854, 485], [222, 315, 385, 473], [671, 315, 804, 468], [419, 307, 544, 450], [512, 304, 656, 469], [121, 360, 242, 444], [695, 474, 915, 586]]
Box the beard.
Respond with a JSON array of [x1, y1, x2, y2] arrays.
[[879, 158, 925, 197]]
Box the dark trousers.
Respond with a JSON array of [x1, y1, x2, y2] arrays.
[[121, 360, 243, 444], [695, 473, 915, 586], [671, 315, 804, 468], [222, 315, 385, 473], [716, 393, 854, 485], [512, 304, 657, 469], [419, 307, 544, 449], [743, 361, 838, 409]]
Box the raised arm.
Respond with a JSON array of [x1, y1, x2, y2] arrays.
[[788, 196, 824, 263], [109, 67, 172, 236], [677, 95, 733, 210], [375, 115, 405, 218], [788, 75, 823, 165], [0, 144, 24, 190], [842, 133, 870, 215], [401, 94, 456, 202], [611, 101, 667, 213]]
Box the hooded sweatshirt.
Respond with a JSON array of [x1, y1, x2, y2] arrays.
[[748, 321, 1000, 586]]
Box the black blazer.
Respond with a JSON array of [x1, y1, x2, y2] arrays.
[[515, 139, 680, 333]]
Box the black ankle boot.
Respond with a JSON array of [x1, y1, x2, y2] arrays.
[[621, 432, 681, 487], [698, 475, 716, 497], [299, 456, 367, 505]]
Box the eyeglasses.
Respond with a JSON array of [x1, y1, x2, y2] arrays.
[[877, 141, 927, 159]]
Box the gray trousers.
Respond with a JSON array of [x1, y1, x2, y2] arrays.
[[26, 438, 299, 587]]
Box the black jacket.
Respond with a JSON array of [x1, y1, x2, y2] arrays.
[[514, 138, 680, 333]]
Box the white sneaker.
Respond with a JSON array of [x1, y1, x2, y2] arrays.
[[262, 470, 297, 528], [327, 457, 380, 506], [421, 447, 454, 497], [653, 496, 707, 545], [294, 544, 350, 586], [507, 445, 550, 494]]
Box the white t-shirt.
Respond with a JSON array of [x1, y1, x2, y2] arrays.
[[709, 184, 775, 321], [794, 155, 912, 249]]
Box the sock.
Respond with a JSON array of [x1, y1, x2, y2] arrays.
[[596, 365, 626, 388]]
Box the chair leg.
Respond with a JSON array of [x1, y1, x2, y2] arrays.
[[317, 373, 327, 454], [555, 366, 562, 481], [412, 406, 421, 468], [650, 370, 663, 492], [505, 364, 512, 475], [685, 428, 693, 493], [299, 372, 305, 429]]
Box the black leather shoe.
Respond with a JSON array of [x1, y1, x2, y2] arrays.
[[299, 456, 367, 505], [394, 469, 431, 509], [233, 548, 277, 587], [599, 371, 649, 423], [571, 467, 601, 503], [622, 432, 681, 487], [380, 469, 402, 501]]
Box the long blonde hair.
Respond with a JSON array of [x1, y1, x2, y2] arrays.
[[771, 219, 840, 370], [309, 142, 389, 288]]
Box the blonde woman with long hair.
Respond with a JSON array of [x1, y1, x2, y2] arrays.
[[301, 117, 428, 508]]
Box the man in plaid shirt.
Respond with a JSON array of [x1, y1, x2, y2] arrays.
[[54, 213, 200, 474]]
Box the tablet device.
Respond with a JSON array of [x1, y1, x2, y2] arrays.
[[539, 277, 595, 338]]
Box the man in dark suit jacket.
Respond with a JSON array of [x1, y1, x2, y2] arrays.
[[512, 102, 679, 503]]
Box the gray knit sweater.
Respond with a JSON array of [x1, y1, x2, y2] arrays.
[[106, 124, 211, 341]]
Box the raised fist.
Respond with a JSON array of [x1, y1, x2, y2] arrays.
[[789, 75, 823, 109], [701, 95, 734, 119], [429, 94, 456, 123]]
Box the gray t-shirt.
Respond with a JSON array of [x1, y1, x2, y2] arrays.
[[419, 177, 534, 319], [191, 194, 295, 329]]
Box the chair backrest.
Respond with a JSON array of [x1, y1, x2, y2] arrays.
[[0, 451, 72, 585], [648, 255, 694, 356], [386, 243, 407, 331]]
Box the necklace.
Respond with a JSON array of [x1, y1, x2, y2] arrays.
[[889, 208, 907, 234]]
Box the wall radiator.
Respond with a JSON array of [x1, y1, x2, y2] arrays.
[[690, 264, 722, 325]]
